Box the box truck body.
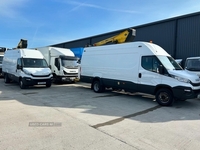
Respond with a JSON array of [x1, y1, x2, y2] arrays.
[[2, 49, 53, 89], [36, 47, 79, 82], [80, 42, 200, 106], [70, 47, 84, 60]]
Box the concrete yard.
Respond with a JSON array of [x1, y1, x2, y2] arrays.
[[0, 79, 200, 150]]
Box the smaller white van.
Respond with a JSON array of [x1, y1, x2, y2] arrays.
[[0, 54, 4, 76], [2, 49, 53, 89], [184, 57, 200, 77]]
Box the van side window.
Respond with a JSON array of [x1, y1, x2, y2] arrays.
[[142, 56, 160, 72], [55, 58, 60, 70]]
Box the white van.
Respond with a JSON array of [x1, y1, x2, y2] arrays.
[[2, 49, 53, 89], [80, 42, 200, 106], [184, 57, 200, 77], [0, 54, 4, 76]]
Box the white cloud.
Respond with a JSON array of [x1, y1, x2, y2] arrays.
[[0, 0, 28, 18], [64, 1, 138, 14]]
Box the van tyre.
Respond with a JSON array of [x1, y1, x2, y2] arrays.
[[46, 82, 51, 88], [19, 79, 26, 89], [92, 80, 104, 93], [156, 88, 174, 106], [4, 74, 10, 83]]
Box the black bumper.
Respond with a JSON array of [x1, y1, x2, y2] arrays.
[[172, 86, 200, 100]]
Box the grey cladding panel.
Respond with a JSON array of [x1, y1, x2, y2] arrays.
[[134, 21, 176, 57], [176, 15, 200, 60]]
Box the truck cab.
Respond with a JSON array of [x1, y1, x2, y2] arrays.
[[53, 55, 79, 82], [35, 47, 79, 83]]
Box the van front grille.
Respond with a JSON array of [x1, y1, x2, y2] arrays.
[[31, 74, 51, 77]]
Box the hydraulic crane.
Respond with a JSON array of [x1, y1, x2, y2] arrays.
[[17, 39, 28, 48], [92, 28, 136, 46]]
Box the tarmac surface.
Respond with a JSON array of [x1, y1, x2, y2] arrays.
[[0, 80, 200, 150]]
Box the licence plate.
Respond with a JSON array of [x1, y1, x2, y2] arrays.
[[38, 82, 46, 85]]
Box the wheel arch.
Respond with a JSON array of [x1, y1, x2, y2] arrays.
[[91, 77, 103, 89], [154, 84, 173, 96]]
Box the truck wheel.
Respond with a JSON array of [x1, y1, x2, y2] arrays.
[[156, 88, 174, 106], [46, 82, 51, 88], [19, 79, 26, 89], [92, 80, 104, 93], [4, 74, 10, 83]]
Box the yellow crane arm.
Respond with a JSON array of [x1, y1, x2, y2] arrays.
[[93, 28, 136, 46]]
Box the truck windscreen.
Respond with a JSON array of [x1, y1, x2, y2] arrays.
[[61, 59, 78, 68]]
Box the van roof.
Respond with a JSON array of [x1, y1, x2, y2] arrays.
[[84, 41, 170, 56], [20, 49, 44, 59]]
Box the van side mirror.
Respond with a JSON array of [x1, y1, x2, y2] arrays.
[[17, 64, 22, 69], [49, 65, 51, 69], [158, 65, 164, 74]]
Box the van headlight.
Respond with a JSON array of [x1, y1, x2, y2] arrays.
[[171, 75, 190, 83], [23, 70, 31, 75]]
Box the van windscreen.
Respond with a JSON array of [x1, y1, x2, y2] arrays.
[[157, 56, 182, 70], [185, 59, 200, 71], [22, 58, 48, 68]]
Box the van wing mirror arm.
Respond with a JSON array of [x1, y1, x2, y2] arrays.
[[17, 64, 22, 69], [158, 65, 164, 74]]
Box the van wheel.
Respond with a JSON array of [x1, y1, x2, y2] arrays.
[[4, 74, 10, 83], [92, 80, 104, 93], [19, 79, 26, 89], [156, 88, 174, 106]]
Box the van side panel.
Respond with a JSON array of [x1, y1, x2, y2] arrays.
[[3, 50, 20, 80], [81, 43, 142, 91]]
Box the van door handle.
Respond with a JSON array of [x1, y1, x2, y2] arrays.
[[139, 73, 142, 78]]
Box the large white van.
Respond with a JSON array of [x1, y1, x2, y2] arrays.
[[2, 49, 53, 89], [80, 42, 200, 106]]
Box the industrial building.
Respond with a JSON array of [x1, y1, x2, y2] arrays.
[[51, 11, 200, 63]]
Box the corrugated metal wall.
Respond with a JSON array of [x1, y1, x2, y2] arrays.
[[134, 21, 176, 57], [176, 14, 200, 60], [51, 12, 200, 62]]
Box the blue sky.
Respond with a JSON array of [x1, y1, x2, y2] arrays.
[[0, 0, 200, 49]]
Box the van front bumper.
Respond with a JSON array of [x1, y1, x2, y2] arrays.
[[172, 86, 200, 100], [22, 77, 52, 86]]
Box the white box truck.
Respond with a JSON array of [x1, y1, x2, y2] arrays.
[[35, 47, 79, 83], [2, 49, 53, 89], [80, 42, 200, 106]]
